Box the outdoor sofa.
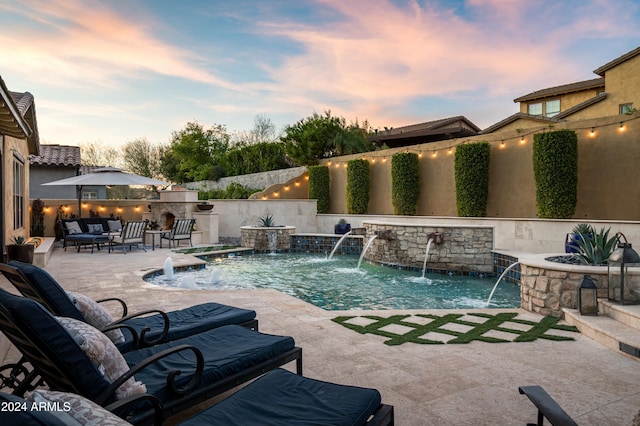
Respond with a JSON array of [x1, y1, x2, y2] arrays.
[[61, 217, 122, 253]]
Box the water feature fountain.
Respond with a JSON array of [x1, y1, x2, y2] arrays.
[[486, 261, 520, 306], [163, 257, 174, 281], [421, 237, 435, 278], [357, 235, 378, 269], [266, 230, 278, 253], [208, 268, 221, 284], [328, 230, 353, 260]]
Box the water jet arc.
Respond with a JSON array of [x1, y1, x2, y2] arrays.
[[486, 262, 520, 306]]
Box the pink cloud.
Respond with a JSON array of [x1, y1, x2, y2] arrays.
[[0, 0, 235, 90]]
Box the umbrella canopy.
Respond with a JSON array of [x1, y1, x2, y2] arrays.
[[42, 167, 170, 217], [42, 167, 168, 187]]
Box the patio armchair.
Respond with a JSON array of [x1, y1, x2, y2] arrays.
[[0, 288, 302, 425], [161, 218, 196, 248], [0, 369, 394, 425], [108, 220, 148, 253]]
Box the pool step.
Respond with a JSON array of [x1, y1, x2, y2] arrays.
[[563, 300, 640, 360]]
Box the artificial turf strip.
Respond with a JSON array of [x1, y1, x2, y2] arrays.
[[332, 312, 579, 346]]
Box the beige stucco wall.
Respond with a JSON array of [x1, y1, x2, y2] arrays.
[[519, 88, 603, 115], [277, 114, 639, 220], [4, 135, 31, 245]]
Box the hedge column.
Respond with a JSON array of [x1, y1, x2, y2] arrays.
[[391, 152, 420, 215], [532, 130, 578, 219], [308, 165, 330, 213], [454, 142, 491, 217], [346, 159, 370, 214]]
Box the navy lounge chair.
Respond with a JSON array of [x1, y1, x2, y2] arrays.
[[0, 369, 394, 425], [0, 288, 302, 424], [0, 261, 258, 352]]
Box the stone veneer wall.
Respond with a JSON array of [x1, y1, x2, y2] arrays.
[[363, 222, 494, 274], [519, 257, 608, 317], [240, 226, 296, 252]]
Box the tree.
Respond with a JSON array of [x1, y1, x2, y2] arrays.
[[281, 111, 374, 166], [123, 138, 165, 180], [161, 121, 229, 183], [79, 142, 123, 167], [230, 114, 280, 146]]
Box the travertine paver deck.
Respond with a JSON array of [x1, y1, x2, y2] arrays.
[[2, 246, 640, 425]]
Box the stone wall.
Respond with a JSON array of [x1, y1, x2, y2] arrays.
[[519, 256, 608, 317], [240, 226, 296, 252], [363, 221, 494, 274]]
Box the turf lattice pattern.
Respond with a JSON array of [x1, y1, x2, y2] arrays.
[[332, 312, 579, 345]]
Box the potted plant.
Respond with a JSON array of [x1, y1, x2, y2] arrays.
[[6, 236, 35, 264], [565, 223, 593, 253], [334, 218, 351, 235]]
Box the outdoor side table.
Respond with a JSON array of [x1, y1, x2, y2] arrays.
[[146, 230, 170, 251]]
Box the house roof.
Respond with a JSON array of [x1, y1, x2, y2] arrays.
[[368, 116, 480, 147], [594, 46, 640, 76], [0, 75, 39, 154], [480, 113, 559, 134], [554, 92, 608, 119], [30, 144, 81, 167], [513, 78, 604, 103]]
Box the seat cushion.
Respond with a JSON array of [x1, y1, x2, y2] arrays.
[[186, 369, 382, 426], [122, 302, 256, 343], [124, 325, 295, 402], [7, 261, 85, 321]]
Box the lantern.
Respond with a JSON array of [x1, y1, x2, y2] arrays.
[[578, 275, 598, 315], [608, 233, 640, 305]]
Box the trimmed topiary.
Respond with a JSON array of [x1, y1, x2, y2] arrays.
[[391, 152, 420, 215], [533, 130, 578, 218], [308, 165, 330, 213], [454, 142, 491, 217], [346, 159, 370, 214]]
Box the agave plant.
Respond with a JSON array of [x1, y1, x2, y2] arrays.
[[571, 223, 594, 235], [258, 214, 276, 227], [573, 227, 618, 265]]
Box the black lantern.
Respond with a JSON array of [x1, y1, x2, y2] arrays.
[[608, 233, 640, 305], [578, 275, 598, 315]]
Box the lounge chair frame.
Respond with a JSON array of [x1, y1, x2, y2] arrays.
[[161, 218, 196, 248], [0, 289, 302, 424]]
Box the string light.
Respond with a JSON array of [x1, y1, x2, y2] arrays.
[[520, 136, 525, 144], [500, 141, 506, 149]]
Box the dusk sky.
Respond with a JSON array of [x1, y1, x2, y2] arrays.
[[1, 0, 639, 147]]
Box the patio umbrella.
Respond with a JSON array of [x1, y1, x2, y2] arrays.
[[42, 167, 170, 217]]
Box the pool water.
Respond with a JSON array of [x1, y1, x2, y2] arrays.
[[147, 253, 521, 310]]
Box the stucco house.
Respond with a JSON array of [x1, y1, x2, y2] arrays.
[[482, 45, 640, 133], [29, 144, 81, 200], [367, 116, 480, 148], [0, 75, 40, 257]]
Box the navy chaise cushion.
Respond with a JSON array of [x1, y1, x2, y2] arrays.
[[188, 368, 382, 426], [124, 325, 295, 402]]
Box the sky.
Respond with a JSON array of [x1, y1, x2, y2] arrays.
[[1, 0, 639, 147]]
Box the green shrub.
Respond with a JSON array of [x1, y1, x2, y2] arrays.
[[346, 159, 369, 214], [454, 142, 491, 217], [533, 130, 578, 218], [308, 165, 330, 213], [198, 182, 263, 200], [391, 152, 420, 215], [574, 227, 618, 265]]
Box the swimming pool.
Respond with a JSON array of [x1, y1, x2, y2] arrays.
[[146, 253, 520, 310]]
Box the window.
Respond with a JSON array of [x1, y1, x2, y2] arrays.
[[83, 190, 98, 200], [528, 103, 542, 116], [545, 100, 560, 117], [13, 155, 24, 230], [620, 103, 633, 114]]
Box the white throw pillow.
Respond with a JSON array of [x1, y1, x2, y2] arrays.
[[56, 317, 146, 400], [65, 221, 83, 235], [66, 291, 125, 345], [107, 220, 123, 232]]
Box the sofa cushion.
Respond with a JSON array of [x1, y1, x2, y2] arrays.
[[65, 221, 83, 235], [87, 223, 105, 234]]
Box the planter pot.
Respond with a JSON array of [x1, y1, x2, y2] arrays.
[[334, 223, 351, 235], [565, 233, 592, 253], [6, 244, 34, 264], [196, 204, 214, 211]]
